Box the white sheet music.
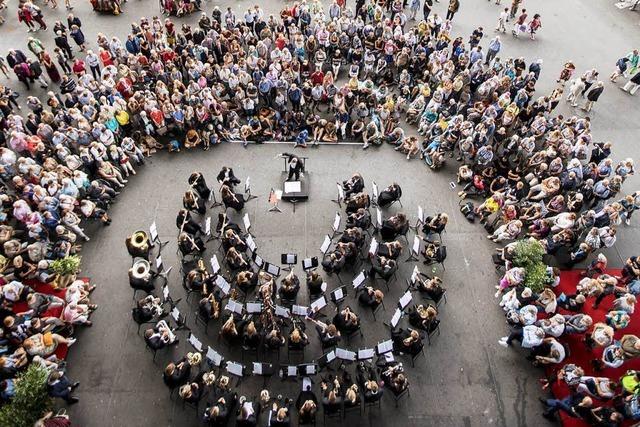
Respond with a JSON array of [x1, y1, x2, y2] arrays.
[[284, 181, 301, 193], [369, 237, 379, 256], [325, 350, 336, 363], [215, 275, 230, 295], [310, 296, 327, 312], [149, 221, 158, 241], [205, 217, 211, 236], [292, 305, 309, 316], [246, 235, 257, 253], [333, 287, 344, 301], [391, 309, 402, 328], [206, 346, 223, 367], [411, 266, 420, 284], [246, 302, 262, 314], [275, 305, 290, 318], [399, 291, 413, 310], [320, 235, 331, 254], [303, 258, 314, 269], [275, 189, 283, 200], [245, 176, 251, 194], [337, 183, 345, 200], [226, 361, 243, 377], [162, 285, 169, 301], [225, 300, 243, 315], [211, 255, 221, 274], [155, 256, 163, 270], [332, 212, 341, 232], [301, 364, 316, 375], [188, 333, 203, 352], [321, 282, 327, 292], [252, 362, 262, 375], [286, 254, 296, 264], [336, 348, 356, 361], [287, 366, 297, 376], [243, 213, 251, 231], [377, 339, 394, 354], [171, 307, 180, 322], [372, 181, 379, 199], [253, 254, 264, 268], [418, 206, 424, 223], [357, 348, 375, 361], [376, 208, 382, 227], [384, 352, 395, 362], [267, 263, 280, 276], [303, 377, 312, 390], [412, 236, 420, 255], [352, 271, 366, 289]]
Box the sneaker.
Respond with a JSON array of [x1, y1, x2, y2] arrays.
[[625, 218, 631, 225], [498, 338, 508, 348], [67, 338, 77, 347], [494, 290, 502, 298]]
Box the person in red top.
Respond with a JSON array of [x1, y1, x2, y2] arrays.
[[71, 58, 86, 77], [310, 69, 324, 86], [512, 8, 527, 38], [18, 6, 36, 32], [528, 14, 542, 40], [99, 48, 114, 67]]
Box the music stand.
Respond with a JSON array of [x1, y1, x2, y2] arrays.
[[252, 252, 264, 269], [265, 262, 281, 277], [281, 253, 298, 271], [331, 212, 341, 239], [204, 216, 215, 243], [279, 365, 299, 382], [330, 285, 347, 306], [331, 183, 345, 207], [242, 213, 251, 235], [319, 235, 332, 256], [188, 332, 204, 353], [244, 176, 258, 201], [170, 306, 187, 331], [206, 346, 224, 369], [208, 184, 222, 209], [268, 188, 283, 213], [412, 205, 425, 231], [225, 361, 245, 386], [374, 208, 383, 233], [406, 235, 421, 262], [302, 257, 319, 271], [371, 181, 379, 207], [246, 234, 257, 253], [253, 362, 275, 387], [317, 349, 337, 371], [149, 221, 169, 252]]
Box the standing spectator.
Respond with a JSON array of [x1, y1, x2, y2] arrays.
[[27, 58, 48, 88], [27, 37, 46, 58], [67, 13, 81, 29], [6, 50, 27, 69], [54, 47, 71, 74], [54, 31, 74, 60], [40, 50, 61, 84], [13, 62, 32, 90], [70, 25, 86, 52], [85, 50, 100, 80], [409, 0, 420, 20], [485, 36, 501, 65], [18, 5, 36, 32], [582, 81, 604, 113], [0, 57, 9, 78], [423, 0, 432, 20], [581, 69, 599, 96], [496, 7, 508, 33], [446, 0, 459, 21]]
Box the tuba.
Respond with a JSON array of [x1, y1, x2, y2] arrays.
[[131, 257, 151, 280], [126, 230, 150, 258]]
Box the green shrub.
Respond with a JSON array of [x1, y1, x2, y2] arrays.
[[51, 255, 82, 276], [0, 364, 52, 427], [512, 239, 551, 293], [523, 261, 551, 293]]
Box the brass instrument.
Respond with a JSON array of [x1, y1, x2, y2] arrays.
[[131, 257, 151, 280], [126, 230, 150, 258]]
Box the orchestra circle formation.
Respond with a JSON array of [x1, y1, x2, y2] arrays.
[[0, 0, 639, 426]]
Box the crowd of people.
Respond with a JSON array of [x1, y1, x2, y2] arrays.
[[0, 0, 637, 423]]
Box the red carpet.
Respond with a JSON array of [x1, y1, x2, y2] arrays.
[[549, 269, 640, 426], [10, 278, 90, 360]]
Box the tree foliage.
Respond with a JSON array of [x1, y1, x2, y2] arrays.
[[0, 364, 52, 427]]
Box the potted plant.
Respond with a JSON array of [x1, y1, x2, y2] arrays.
[[0, 364, 52, 427], [51, 255, 81, 289], [512, 239, 551, 293]]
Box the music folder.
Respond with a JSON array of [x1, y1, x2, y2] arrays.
[[302, 257, 319, 270], [330, 286, 346, 303], [332, 212, 341, 232], [280, 365, 298, 378], [410, 265, 420, 285], [412, 235, 420, 255], [246, 235, 257, 253], [149, 221, 158, 241], [369, 238, 379, 256], [162, 285, 170, 301], [225, 300, 243, 315], [210, 255, 221, 274], [252, 252, 264, 268], [243, 213, 251, 231], [376, 208, 382, 228]]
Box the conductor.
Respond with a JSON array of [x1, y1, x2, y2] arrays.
[[281, 153, 305, 181]]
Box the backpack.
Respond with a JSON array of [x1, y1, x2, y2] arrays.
[[459, 201, 476, 222]]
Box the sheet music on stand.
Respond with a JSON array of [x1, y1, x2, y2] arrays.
[[149, 221, 158, 242], [246, 301, 263, 314], [376, 208, 382, 228], [302, 257, 318, 270], [321, 282, 327, 292], [243, 213, 251, 232], [281, 365, 298, 378], [330, 286, 346, 303], [391, 308, 402, 328], [210, 255, 221, 274], [412, 236, 420, 255], [188, 333, 203, 352], [215, 275, 230, 295], [376, 339, 394, 355], [310, 296, 327, 313], [318, 350, 336, 368], [225, 299, 244, 315], [252, 362, 274, 376], [418, 206, 424, 224], [410, 265, 420, 285], [275, 305, 290, 319], [357, 348, 375, 361], [320, 235, 331, 254], [245, 177, 251, 194], [246, 234, 257, 253], [368, 237, 379, 257], [336, 348, 356, 362], [372, 181, 379, 202], [253, 253, 264, 269], [298, 363, 317, 376], [332, 212, 341, 233], [205, 217, 211, 236], [292, 305, 309, 316], [352, 271, 367, 289], [162, 284, 170, 302], [284, 181, 301, 193], [266, 263, 280, 277], [399, 291, 413, 310], [226, 361, 244, 377], [206, 346, 223, 367], [155, 255, 163, 271], [336, 183, 345, 200], [171, 307, 181, 323], [384, 352, 395, 363]]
